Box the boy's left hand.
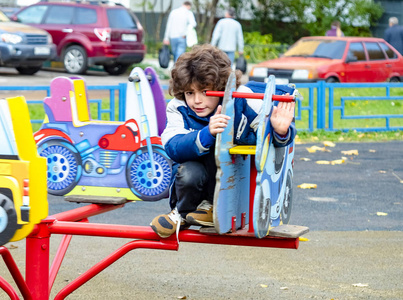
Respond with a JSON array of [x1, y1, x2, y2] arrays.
[[270, 101, 295, 136]]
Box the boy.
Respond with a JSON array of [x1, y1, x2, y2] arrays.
[[151, 44, 296, 238]]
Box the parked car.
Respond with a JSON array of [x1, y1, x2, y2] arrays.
[[10, 1, 146, 75], [249, 36, 403, 83], [0, 10, 55, 75]]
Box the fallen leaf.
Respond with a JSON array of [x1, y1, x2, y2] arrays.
[[260, 284, 268, 288], [376, 212, 388, 216], [352, 283, 369, 287], [357, 133, 365, 138], [379, 170, 387, 174], [280, 287, 289, 290], [341, 150, 358, 156], [177, 296, 187, 299], [316, 160, 330, 164], [298, 183, 317, 189], [299, 237, 309, 242], [331, 159, 345, 165], [7, 244, 18, 249], [338, 136, 345, 141], [300, 157, 311, 161], [306, 146, 326, 153], [369, 149, 376, 153], [323, 141, 336, 147], [311, 136, 319, 141]]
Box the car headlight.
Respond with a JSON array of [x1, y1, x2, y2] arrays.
[[251, 67, 268, 78], [291, 69, 309, 80], [47, 33, 53, 44], [1, 33, 23, 44]]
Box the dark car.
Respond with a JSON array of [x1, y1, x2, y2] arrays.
[[0, 10, 55, 75], [11, 1, 146, 75], [249, 36, 403, 83]]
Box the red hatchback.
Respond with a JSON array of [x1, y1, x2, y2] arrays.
[[11, 1, 146, 75], [249, 36, 403, 83]]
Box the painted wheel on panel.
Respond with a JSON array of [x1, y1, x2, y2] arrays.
[[281, 169, 293, 224], [126, 146, 172, 201], [254, 183, 271, 239], [0, 193, 17, 246], [37, 139, 82, 196]]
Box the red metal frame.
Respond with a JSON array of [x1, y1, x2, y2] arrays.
[[0, 201, 299, 299]]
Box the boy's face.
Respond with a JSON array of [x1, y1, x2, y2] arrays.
[[184, 85, 220, 117]]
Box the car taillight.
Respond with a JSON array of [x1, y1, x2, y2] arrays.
[[23, 179, 29, 205], [94, 28, 111, 42]]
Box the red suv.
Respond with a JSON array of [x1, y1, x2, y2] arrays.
[[11, 1, 146, 75]]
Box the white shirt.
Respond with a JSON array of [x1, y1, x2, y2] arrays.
[[164, 6, 197, 40]]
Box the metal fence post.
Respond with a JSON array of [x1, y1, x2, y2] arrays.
[[317, 80, 326, 129], [118, 83, 127, 122]]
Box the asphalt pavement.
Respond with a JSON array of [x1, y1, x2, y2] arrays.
[[0, 67, 402, 299], [1, 141, 402, 300]]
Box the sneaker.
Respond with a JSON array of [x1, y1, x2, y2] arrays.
[[150, 208, 188, 238], [186, 200, 214, 227]]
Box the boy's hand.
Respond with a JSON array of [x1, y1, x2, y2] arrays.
[[270, 101, 295, 136], [209, 105, 230, 137]]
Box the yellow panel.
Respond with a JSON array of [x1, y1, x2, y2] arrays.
[[0, 163, 11, 175], [73, 80, 90, 122], [6, 96, 48, 242], [229, 145, 256, 155], [68, 186, 141, 201]]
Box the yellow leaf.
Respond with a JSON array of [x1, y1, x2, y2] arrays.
[[341, 150, 358, 156], [280, 287, 289, 290], [331, 159, 345, 165], [323, 141, 336, 147], [379, 170, 387, 174], [369, 149, 376, 153], [316, 160, 330, 164], [260, 284, 268, 288], [300, 157, 311, 161], [376, 212, 388, 216], [352, 283, 369, 287], [338, 136, 345, 141], [299, 237, 309, 242], [298, 183, 317, 189], [306, 146, 326, 153]]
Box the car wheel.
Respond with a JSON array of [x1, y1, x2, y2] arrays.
[[325, 77, 339, 83], [37, 139, 82, 196], [104, 63, 130, 75], [63, 45, 88, 74], [0, 193, 18, 246], [126, 146, 172, 201], [390, 77, 400, 83], [16, 65, 42, 75]]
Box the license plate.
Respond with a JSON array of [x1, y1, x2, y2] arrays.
[[121, 34, 137, 42], [34, 47, 50, 55]]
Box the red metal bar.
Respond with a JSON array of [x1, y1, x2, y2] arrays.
[[49, 203, 125, 222], [54, 239, 178, 300], [46, 221, 298, 249], [49, 234, 72, 294], [206, 91, 295, 102], [0, 276, 20, 300], [0, 246, 32, 299]]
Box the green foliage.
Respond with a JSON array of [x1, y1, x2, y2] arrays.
[[243, 32, 287, 62]]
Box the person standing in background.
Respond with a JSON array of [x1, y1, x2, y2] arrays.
[[211, 7, 244, 65], [326, 21, 344, 37], [163, 1, 197, 62], [384, 17, 403, 55]]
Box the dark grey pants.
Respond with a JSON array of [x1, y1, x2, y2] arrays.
[[169, 150, 216, 218]]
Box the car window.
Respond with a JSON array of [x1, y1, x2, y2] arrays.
[[106, 8, 137, 29], [284, 40, 346, 59], [347, 42, 366, 61], [44, 6, 74, 24], [74, 7, 97, 25], [365, 42, 386, 60], [379, 42, 397, 59], [16, 5, 48, 24], [0, 101, 18, 157]]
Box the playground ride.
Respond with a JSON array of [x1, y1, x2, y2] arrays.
[[33, 73, 171, 201], [0, 96, 48, 247], [0, 69, 308, 299]]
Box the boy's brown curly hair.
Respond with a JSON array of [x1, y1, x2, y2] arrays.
[[169, 44, 242, 100]]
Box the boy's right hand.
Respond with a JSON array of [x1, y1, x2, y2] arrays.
[[209, 105, 230, 137]]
